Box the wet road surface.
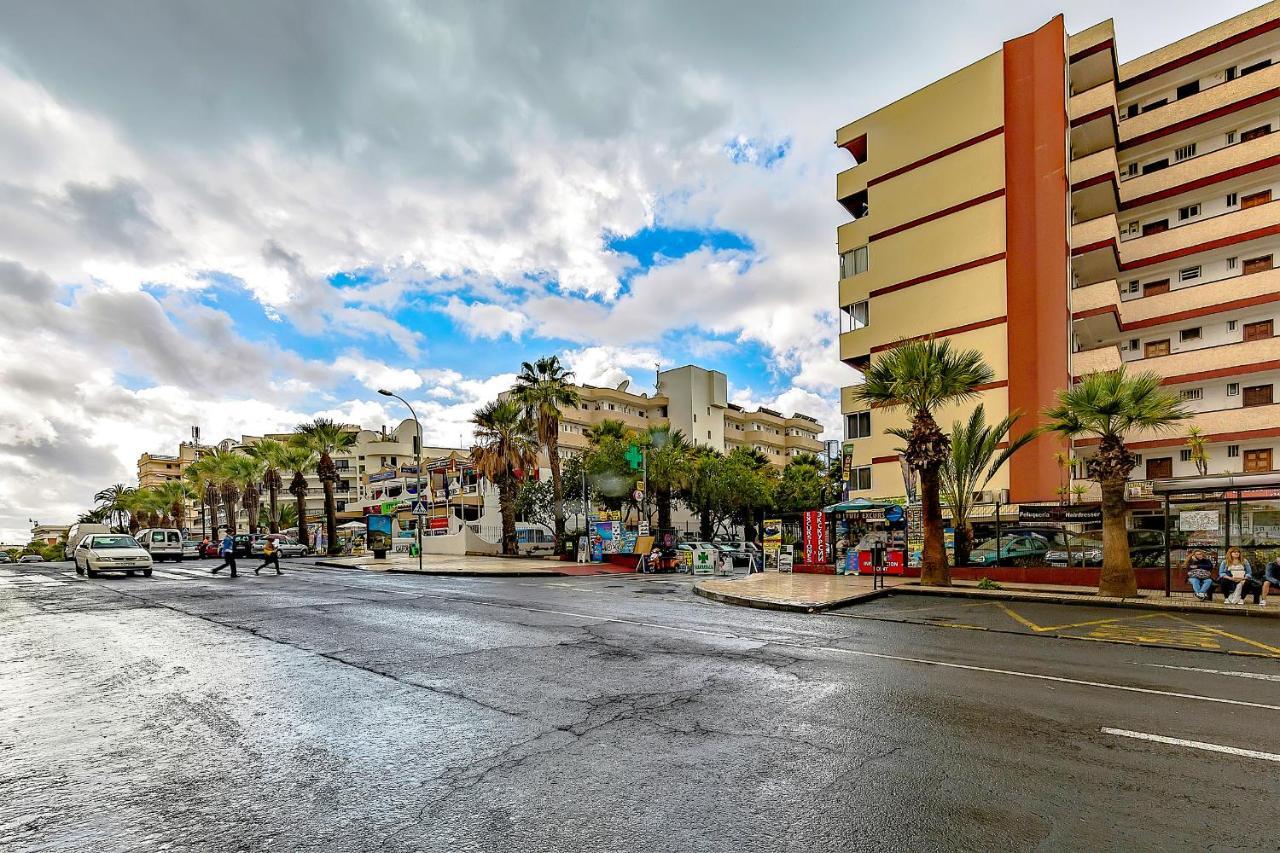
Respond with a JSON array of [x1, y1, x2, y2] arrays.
[[2, 560, 1278, 851]]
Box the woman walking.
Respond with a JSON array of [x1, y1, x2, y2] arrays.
[[255, 535, 283, 575], [211, 530, 238, 578]]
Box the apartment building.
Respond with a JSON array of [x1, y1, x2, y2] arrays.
[[837, 3, 1280, 502], [533, 364, 826, 465]]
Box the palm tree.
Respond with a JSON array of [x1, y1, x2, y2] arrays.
[[94, 483, 134, 532], [1042, 368, 1189, 597], [1185, 426, 1210, 477], [853, 338, 994, 586], [245, 439, 291, 533], [680, 446, 726, 541], [200, 448, 244, 534], [938, 405, 1036, 566], [277, 502, 299, 531], [230, 453, 265, 535], [471, 400, 539, 555], [292, 419, 356, 555], [281, 444, 317, 547], [586, 418, 629, 443], [154, 480, 193, 532], [642, 425, 691, 532], [511, 356, 582, 554]]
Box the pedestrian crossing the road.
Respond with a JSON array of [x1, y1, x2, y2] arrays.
[[0, 562, 331, 590]]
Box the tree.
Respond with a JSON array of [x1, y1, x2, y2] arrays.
[[1042, 368, 1189, 597], [1185, 426, 1210, 477], [853, 338, 994, 586], [722, 447, 777, 542], [471, 400, 539, 555], [775, 453, 829, 513], [511, 356, 581, 554], [94, 484, 134, 532], [679, 447, 728, 541], [277, 502, 299, 530], [281, 445, 317, 548], [184, 461, 218, 537], [227, 453, 265, 535], [246, 438, 290, 533], [583, 419, 640, 516], [292, 419, 357, 555], [514, 478, 554, 529], [938, 405, 1036, 566], [154, 480, 194, 532], [199, 448, 244, 534], [642, 426, 691, 531]]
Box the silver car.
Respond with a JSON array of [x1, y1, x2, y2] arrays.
[[74, 534, 153, 578]]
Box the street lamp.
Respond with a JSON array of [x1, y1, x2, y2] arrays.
[[377, 389, 423, 575]]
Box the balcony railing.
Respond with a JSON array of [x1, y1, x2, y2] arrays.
[[1120, 199, 1280, 267], [1073, 344, 1123, 375], [1121, 127, 1280, 206], [1130, 334, 1280, 379], [1119, 62, 1280, 146]]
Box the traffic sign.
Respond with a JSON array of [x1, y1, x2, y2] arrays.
[[411, 501, 429, 517], [632, 489, 644, 502]]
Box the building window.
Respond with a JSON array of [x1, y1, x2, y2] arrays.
[[1133, 454, 1143, 465], [845, 411, 872, 439], [1179, 327, 1202, 342], [1178, 204, 1200, 221], [1226, 66, 1238, 82], [1126, 338, 1140, 351], [1178, 266, 1201, 281], [1227, 130, 1237, 144], [1124, 280, 1140, 294], [1228, 320, 1237, 331], [1125, 162, 1139, 177], [1227, 193, 1238, 207], [1175, 81, 1200, 100], [850, 466, 872, 491], [1228, 382, 1240, 396], [1179, 388, 1202, 401], [1174, 143, 1197, 161], [842, 300, 869, 333], [840, 245, 869, 278], [1180, 449, 1193, 462], [1228, 444, 1240, 457], [1227, 256, 1238, 269]]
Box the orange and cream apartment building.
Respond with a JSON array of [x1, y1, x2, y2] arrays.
[[837, 2, 1280, 506]]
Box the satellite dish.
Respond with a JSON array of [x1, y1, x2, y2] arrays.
[[617, 379, 630, 393]]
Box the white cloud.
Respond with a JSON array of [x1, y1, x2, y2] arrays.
[[441, 296, 529, 340], [333, 353, 423, 393], [561, 345, 665, 389]]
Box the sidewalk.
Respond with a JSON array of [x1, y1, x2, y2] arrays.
[[316, 553, 563, 576], [694, 573, 1280, 619], [692, 573, 909, 613]]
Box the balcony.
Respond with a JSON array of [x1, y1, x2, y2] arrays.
[[836, 167, 867, 213], [1068, 20, 1116, 94], [1120, 62, 1280, 149], [1071, 213, 1119, 285], [1120, 199, 1280, 269], [841, 383, 866, 413], [1073, 344, 1123, 376], [1069, 81, 1117, 158], [1070, 279, 1122, 346], [840, 327, 872, 369], [1122, 401, 1280, 446], [1070, 148, 1120, 220], [1133, 334, 1280, 381], [1121, 127, 1280, 209]]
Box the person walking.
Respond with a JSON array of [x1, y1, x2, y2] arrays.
[[255, 535, 282, 576], [211, 529, 238, 578]]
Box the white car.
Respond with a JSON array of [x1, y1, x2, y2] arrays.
[[74, 534, 153, 578], [18, 554, 45, 563], [135, 528, 184, 562]]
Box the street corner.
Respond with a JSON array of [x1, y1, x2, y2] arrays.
[[693, 572, 902, 613]]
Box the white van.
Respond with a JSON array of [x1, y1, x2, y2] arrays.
[[135, 528, 184, 562], [64, 523, 111, 560]]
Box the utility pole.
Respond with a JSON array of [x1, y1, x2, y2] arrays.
[[378, 390, 423, 574], [192, 425, 204, 540]]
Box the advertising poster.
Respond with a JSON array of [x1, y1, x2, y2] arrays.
[[802, 510, 827, 565], [692, 548, 716, 575], [778, 544, 794, 573], [594, 521, 616, 556], [366, 514, 393, 553], [619, 531, 639, 554], [906, 505, 924, 568], [763, 518, 782, 568], [589, 526, 605, 562]]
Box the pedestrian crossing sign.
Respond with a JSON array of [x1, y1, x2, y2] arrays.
[[411, 501, 429, 516]]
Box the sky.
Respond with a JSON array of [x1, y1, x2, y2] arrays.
[[0, 0, 1262, 542]]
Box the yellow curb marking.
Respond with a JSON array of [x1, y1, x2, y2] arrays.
[[993, 602, 1163, 633], [1164, 613, 1280, 657]]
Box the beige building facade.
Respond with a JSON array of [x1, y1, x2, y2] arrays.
[[838, 2, 1280, 502]]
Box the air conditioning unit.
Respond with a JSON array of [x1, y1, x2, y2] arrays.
[[971, 489, 1008, 505]]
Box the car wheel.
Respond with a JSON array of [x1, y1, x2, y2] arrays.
[[85, 565, 98, 578], [75, 560, 84, 576], [127, 570, 136, 577], [143, 569, 153, 577]]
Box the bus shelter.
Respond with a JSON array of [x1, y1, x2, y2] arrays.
[[1154, 471, 1280, 596]]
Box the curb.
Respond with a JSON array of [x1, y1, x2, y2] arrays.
[[890, 584, 1280, 618], [692, 583, 893, 614], [313, 559, 565, 577]]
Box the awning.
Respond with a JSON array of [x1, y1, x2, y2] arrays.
[[1151, 471, 1280, 495], [823, 498, 902, 513]]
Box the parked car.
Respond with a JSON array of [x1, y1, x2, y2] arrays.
[[249, 535, 308, 558], [199, 539, 221, 558], [74, 534, 153, 578], [1045, 530, 1167, 567], [181, 540, 203, 560], [0, 554, 11, 564], [676, 541, 721, 572], [18, 554, 45, 563], [135, 528, 184, 562], [711, 541, 757, 568], [64, 522, 111, 560], [967, 534, 1051, 567]]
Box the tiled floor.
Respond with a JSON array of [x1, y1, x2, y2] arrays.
[[694, 572, 908, 610]]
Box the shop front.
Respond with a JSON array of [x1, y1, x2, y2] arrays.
[[824, 498, 908, 575]]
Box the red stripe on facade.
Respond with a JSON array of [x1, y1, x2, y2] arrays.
[[1122, 153, 1280, 210], [1122, 221, 1280, 270], [869, 316, 1007, 354], [1159, 358, 1280, 386], [868, 253, 1005, 298], [870, 455, 898, 465], [1071, 305, 1120, 322], [1069, 106, 1113, 129], [1069, 38, 1114, 64], [1070, 172, 1116, 193], [868, 189, 1005, 242], [1072, 238, 1118, 257], [867, 127, 1004, 187], [1123, 291, 1280, 330], [1119, 88, 1280, 150], [1119, 18, 1280, 90]]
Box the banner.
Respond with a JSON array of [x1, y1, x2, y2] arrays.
[[366, 514, 393, 552], [762, 518, 782, 569], [802, 510, 827, 565], [1017, 504, 1102, 524]]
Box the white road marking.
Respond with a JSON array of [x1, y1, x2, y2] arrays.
[[1146, 663, 1280, 683], [443, 597, 1280, 711], [1102, 728, 1280, 762]]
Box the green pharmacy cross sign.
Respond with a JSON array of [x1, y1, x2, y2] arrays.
[[624, 444, 643, 471]]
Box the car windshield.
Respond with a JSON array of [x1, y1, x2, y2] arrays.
[[89, 535, 139, 549]]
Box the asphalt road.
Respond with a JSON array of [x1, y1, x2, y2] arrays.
[[2, 559, 1278, 852]]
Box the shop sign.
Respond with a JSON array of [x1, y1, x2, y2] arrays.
[[428, 517, 448, 530], [380, 500, 400, 515], [369, 469, 397, 483], [1017, 504, 1102, 524], [802, 510, 827, 565]]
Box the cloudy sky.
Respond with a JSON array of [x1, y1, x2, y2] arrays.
[[0, 0, 1259, 541]]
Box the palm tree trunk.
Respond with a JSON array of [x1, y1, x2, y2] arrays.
[[657, 486, 672, 532], [953, 520, 973, 567], [268, 481, 279, 534], [548, 441, 566, 553], [1098, 477, 1136, 597], [323, 480, 338, 555], [699, 506, 713, 541], [500, 475, 517, 555], [919, 465, 949, 585], [223, 495, 238, 534], [293, 486, 309, 549]]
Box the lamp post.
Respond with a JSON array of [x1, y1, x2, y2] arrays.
[[377, 389, 423, 575]]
